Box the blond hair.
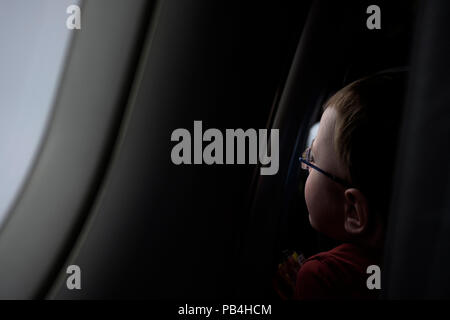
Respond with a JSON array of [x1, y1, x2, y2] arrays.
[[324, 71, 407, 216]]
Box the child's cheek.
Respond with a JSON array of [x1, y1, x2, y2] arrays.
[[304, 172, 322, 230]]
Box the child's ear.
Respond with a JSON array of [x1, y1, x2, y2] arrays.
[[343, 188, 369, 235]]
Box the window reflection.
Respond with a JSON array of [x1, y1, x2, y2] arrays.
[[0, 0, 79, 225]]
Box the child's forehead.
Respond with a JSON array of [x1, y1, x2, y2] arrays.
[[314, 107, 348, 176], [316, 108, 337, 147], [320, 107, 337, 126]]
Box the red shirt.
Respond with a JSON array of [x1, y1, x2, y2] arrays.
[[295, 243, 382, 299]]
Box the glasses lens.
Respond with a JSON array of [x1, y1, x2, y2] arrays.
[[300, 147, 310, 170]]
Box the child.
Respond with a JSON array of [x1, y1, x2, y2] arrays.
[[295, 71, 407, 299]]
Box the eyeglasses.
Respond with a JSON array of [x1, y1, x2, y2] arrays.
[[299, 146, 351, 188]]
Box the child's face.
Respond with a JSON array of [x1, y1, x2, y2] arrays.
[[304, 107, 349, 240]]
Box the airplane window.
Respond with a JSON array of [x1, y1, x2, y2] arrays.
[[0, 0, 79, 226], [307, 122, 319, 148]]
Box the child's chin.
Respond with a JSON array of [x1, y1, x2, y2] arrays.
[[308, 215, 333, 238], [308, 214, 319, 232]]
